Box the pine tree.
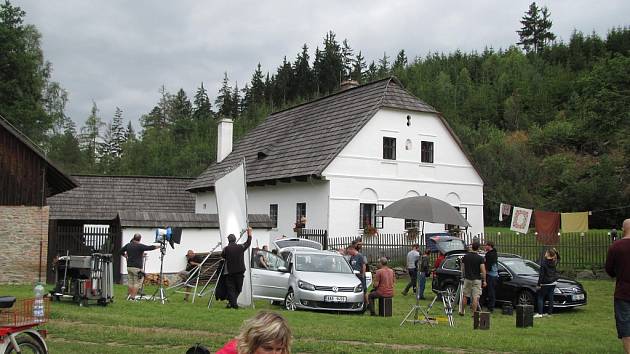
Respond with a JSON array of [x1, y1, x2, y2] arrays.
[[377, 52, 390, 78], [313, 31, 343, 94], [351, 51, 367, 83], [293, 44, 313, 99], [341, 39, 354, 80], [365, 61, 378, 82], [392, 49, 408, 72], [80, 101, 105, 168], [110, 107, 126, 158], [249, 63, 265, 105], [517, 2, 556, 53], [215, 72, 233, 118], [193, 82, 213, 121], [274, 57, 293, 105], [125, 121, 136, 142], [231, 82, 240, 118]]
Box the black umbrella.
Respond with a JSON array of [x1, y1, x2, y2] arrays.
[[377, 195, 471, 227]]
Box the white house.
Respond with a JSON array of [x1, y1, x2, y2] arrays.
[[188, 77, 484, 240]]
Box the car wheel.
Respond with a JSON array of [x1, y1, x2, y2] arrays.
[[516, 290, 535, 306], [443, 284, 458, 305], [284, 289, 297, 311]]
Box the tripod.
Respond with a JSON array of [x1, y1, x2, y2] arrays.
[[150, 242, 168, 304], [400, 286, 456, 327]]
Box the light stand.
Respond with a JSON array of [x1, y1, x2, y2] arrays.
[[151, 241, 168, 304]]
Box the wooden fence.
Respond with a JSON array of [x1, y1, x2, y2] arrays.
[[323, 230, 613, 270]]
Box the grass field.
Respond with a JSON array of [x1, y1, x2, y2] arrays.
[[0, 279, 621, 353]]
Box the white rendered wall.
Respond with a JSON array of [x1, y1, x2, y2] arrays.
[[195, 180, 329, 242], [120, 227, 270, 275], [323, 108, 484, 236]]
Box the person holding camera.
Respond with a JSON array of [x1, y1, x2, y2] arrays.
[[221, 227, 253, 309], [120, 233, 160, 300]]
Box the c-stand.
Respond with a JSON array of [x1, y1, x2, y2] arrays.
[[150, 241, 168, 304]]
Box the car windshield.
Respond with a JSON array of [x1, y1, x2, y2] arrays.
[[500, 257, 539, 275], [294, 254, 353, 273]]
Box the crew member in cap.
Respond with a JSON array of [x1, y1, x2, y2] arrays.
[[221, 227, 253, 309]]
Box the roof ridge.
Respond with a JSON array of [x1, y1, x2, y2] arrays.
[[72, 174, 196, 180], [268, 77, 393, 116]]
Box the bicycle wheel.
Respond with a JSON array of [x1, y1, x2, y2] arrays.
[[4, 333, 45, 354]]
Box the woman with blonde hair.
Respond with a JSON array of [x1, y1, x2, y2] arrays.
[[216, 311, 292, 354]]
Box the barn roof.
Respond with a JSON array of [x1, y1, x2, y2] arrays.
[[187, 77, 438, 192], [0, 115, 77, 196]]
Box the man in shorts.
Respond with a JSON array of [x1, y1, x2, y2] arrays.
[[606, 218, 630, 353], [120, 233, 161, 300], [459, 241, 486, 315]]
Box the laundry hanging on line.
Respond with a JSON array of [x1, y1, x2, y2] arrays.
[[534, 210, 560, 245], [561, 212, 589, 233], [499, 203, 512, 222], [510, 207, 532, 234]]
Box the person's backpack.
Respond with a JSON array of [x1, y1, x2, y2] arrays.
[[186, 344, 210, 354]]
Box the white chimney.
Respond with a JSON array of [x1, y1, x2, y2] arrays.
[[217, 118, 233, 163]]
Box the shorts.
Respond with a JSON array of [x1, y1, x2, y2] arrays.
[[615, 298, 630, 338], [463, 279, 482, 299], [127, 267, 143, 289]]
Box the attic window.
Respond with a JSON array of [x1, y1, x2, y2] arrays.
[[406, 115, 411, 126]]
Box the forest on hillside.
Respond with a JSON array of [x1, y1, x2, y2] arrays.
[[1, 1, 628, 227]]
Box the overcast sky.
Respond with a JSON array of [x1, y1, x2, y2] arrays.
[[13, 0, 630, 131]]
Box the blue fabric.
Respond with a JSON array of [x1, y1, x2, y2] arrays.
[[537, 284, 555, 315]]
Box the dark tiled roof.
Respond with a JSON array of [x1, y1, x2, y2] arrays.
[[188, 77, 437, 192], [0, 115, 77, 195], [118, 211, 273, 229], [48, 175, 196, 220]]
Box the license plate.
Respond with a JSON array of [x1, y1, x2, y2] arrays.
[[572, 294, 584, 301], [324, 295, 347, 302]]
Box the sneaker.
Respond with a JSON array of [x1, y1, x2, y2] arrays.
[[533, 313, 543, 318]]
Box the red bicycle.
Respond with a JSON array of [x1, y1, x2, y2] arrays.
[[0, 296, 48, 354]]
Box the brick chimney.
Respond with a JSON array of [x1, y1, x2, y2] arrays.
[[217, 118, 233, 163], [340, 79, 359, 91]]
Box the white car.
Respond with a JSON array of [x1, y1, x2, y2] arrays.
[[250, 238, 372, 312]]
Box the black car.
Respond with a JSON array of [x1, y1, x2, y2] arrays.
[[432, 252, 587, 309]]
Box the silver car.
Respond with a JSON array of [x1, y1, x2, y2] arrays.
[[250, 239, 371, 312]]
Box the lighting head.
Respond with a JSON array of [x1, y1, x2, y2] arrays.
[[155, 227, 172, 243]]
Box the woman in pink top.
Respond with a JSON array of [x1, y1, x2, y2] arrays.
[[367, 257, 395, 316]]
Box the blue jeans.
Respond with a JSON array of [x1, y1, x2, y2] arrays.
[[417, 272, 427, 299], [485, 275, 498, 311], [537, 285, 555, 315]]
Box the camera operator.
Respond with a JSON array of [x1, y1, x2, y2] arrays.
[[221, 227, 253, 309], [120, 233, 160, 301]]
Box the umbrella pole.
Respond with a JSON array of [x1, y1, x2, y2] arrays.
[[420, 221, 425, 245]]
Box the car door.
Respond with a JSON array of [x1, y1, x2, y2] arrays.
[[250, 250, 290, 300], [495, 262, 518, 304]]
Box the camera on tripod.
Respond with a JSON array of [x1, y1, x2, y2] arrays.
[[155, 227, 183, 249]]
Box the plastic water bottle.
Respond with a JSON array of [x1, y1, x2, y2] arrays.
[[33, 283, 45, 322]]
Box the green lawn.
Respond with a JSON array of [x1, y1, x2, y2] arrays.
[[0, 280, 621, 353]]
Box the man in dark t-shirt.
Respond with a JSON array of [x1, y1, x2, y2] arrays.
[[120, 233, 160, 300], [460, 241, 486, 315], [606, 218, 630, 352]]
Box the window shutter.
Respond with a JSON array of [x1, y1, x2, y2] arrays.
[[359, 203, 364, 229]]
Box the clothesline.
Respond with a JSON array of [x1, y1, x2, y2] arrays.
[[484, 197, 630, 214]]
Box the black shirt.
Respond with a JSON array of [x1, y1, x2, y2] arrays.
[[462, 252, 484, 280], [186, 255, 204, 271], [221, 235, 252, 274], [120, 242, 156, 268]]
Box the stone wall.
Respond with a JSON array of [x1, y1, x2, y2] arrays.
[[0, 206, 49, 284]]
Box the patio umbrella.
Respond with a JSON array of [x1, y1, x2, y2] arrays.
[[377, 195, 471, 227]]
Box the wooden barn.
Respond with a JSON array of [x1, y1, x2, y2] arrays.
[[0, 115, 77, 284]]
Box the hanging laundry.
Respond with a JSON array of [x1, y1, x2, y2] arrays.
[[499, 203, 512, 222], [510, 207, 532, 234], [534, 210, 560, 245], [561, 212, 589, 233]]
